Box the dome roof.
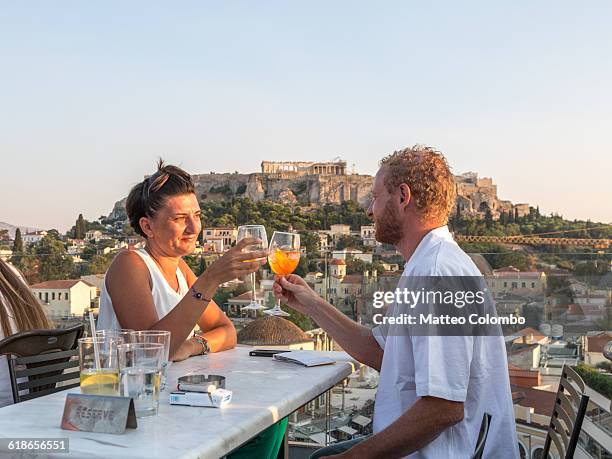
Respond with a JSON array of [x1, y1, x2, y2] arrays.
[[330, 258, 346, 265], [237, 316, 312, 346]]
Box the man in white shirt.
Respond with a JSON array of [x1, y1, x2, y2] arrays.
[[273, 146, 519, 458]]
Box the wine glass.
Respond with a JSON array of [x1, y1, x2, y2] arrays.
[[237, 225, 269, 311], [266, 231, 300, 317]]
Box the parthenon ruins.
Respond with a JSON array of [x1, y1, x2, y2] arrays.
[[261, 160, 347, 176]]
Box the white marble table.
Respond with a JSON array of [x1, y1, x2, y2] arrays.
[[0, 347, 356, 459]]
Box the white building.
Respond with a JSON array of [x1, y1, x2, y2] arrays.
[[317, 231, 332, 251], [360, 225, 377, 247], [485, 266, 546, 297], [23, 230, 47, 245], [202, 227, 237, 252], [66, 238, 87, 255], [332, 248, 373, 264], [85, 230, 103, 242], [31, 279, 98, 318], [329, 224, 351, 243], [125, 235, 143, 245]]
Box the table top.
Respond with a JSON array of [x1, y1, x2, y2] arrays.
[[0, 346, 355, 459]]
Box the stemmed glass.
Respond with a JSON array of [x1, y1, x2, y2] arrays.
[[237, 225, 269, 311], [266, 231, 300, 317]]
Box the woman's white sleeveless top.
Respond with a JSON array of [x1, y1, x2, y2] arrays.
[[97, 249, 189, 330]]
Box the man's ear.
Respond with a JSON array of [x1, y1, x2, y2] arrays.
[[139, 217, 154, 239], [399, 184, 411, 207]]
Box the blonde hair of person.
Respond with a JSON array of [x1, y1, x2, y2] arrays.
[[0, 259, 51, 337], [380, 145, 457, 225]]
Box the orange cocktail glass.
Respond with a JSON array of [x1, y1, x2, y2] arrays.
[[266, 231, 300, 316], [268, 249, 300, 276]]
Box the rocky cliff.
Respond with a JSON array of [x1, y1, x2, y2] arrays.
[[108, 170, 527, 222]]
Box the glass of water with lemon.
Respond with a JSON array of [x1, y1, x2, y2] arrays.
[[78, 337, 121, 396]]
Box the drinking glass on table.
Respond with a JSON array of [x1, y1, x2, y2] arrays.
[[96, 329, 134, 344], [237, 225, 269, 311], [130, 330, 171, 390], [118, 342, 165, 417], [266, 231, 300, 317], [78, 337, 121, 396]]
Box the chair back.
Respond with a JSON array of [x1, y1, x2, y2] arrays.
[[542, 364, 590, 459], [471, 412, 492, 459], [0, 325, 84, 403]]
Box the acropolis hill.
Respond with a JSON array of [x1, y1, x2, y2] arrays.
[[108, 160, 529, 221]]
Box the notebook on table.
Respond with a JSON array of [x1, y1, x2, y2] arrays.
[[272, 350, 336, 367]]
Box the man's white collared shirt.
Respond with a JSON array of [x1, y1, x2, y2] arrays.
[[372, 226, 519, 458]]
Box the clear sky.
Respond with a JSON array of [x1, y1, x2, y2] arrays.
[[1, 1, 611, 232]]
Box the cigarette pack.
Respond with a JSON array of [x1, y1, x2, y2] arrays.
[[169, 388, 232, 408]]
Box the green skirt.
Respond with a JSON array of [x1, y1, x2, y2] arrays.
[[228, 418, 288, 459]]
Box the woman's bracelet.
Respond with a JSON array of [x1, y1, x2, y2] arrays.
[[192, 331, 210, 355], [191, 286, 211, 303]]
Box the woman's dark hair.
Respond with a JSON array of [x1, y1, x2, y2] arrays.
[[126, 159, 196, 238]]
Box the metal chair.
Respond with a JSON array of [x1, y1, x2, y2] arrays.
[[471, 412, 492, 459], [0, 324, 84, 403], [542, 364, 590, 459]]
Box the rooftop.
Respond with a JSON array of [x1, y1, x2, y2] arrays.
[[30, 279, 95, 289], [237, 316, 313, 346], [511, 384, 556, 418], [587, 332, 612, 353]]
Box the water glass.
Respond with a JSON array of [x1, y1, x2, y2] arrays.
[[237, 225, 268, 311], [118, 343, 165, 417], [129, 330, 171, 390], [96, 329, 134, 344], [78, 337, 121, 396]]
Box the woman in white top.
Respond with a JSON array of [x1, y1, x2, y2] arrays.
[[0, 259, 51, 408], [98, 160, 267, 361]]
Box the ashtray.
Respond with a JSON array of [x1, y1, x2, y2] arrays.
[[177, 374, 226, 393]]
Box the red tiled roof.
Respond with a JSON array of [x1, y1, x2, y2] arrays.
[[495, 266, 521, 273], [330, 259, 346, 265], [31, 279, 95, 289], [511, 384, 556, 417], [587, 332, 612, 353], [492, 271, 543, 278], [516, 327, 547, 340], [237, 316, 312, 345], [341, 275, 362, 284]]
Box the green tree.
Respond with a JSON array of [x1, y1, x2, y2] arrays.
[[294, 256, 309, 277], [75, 214, 86, 239], [484, 209, 493, 229], [336, 235, 364, 250], [184, 255, 207, 276], [12, 228, 23, 253], [346, 256, 367, 274], [82, 254, 114, 275], [299, 231, 320, 256], [33, 236, 73, 281], [285, 305, 314, 331]]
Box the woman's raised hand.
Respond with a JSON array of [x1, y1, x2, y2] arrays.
[[204, 237, 268, 286]]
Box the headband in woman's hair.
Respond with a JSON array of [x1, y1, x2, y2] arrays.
[[142, 171, 170, 203]]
